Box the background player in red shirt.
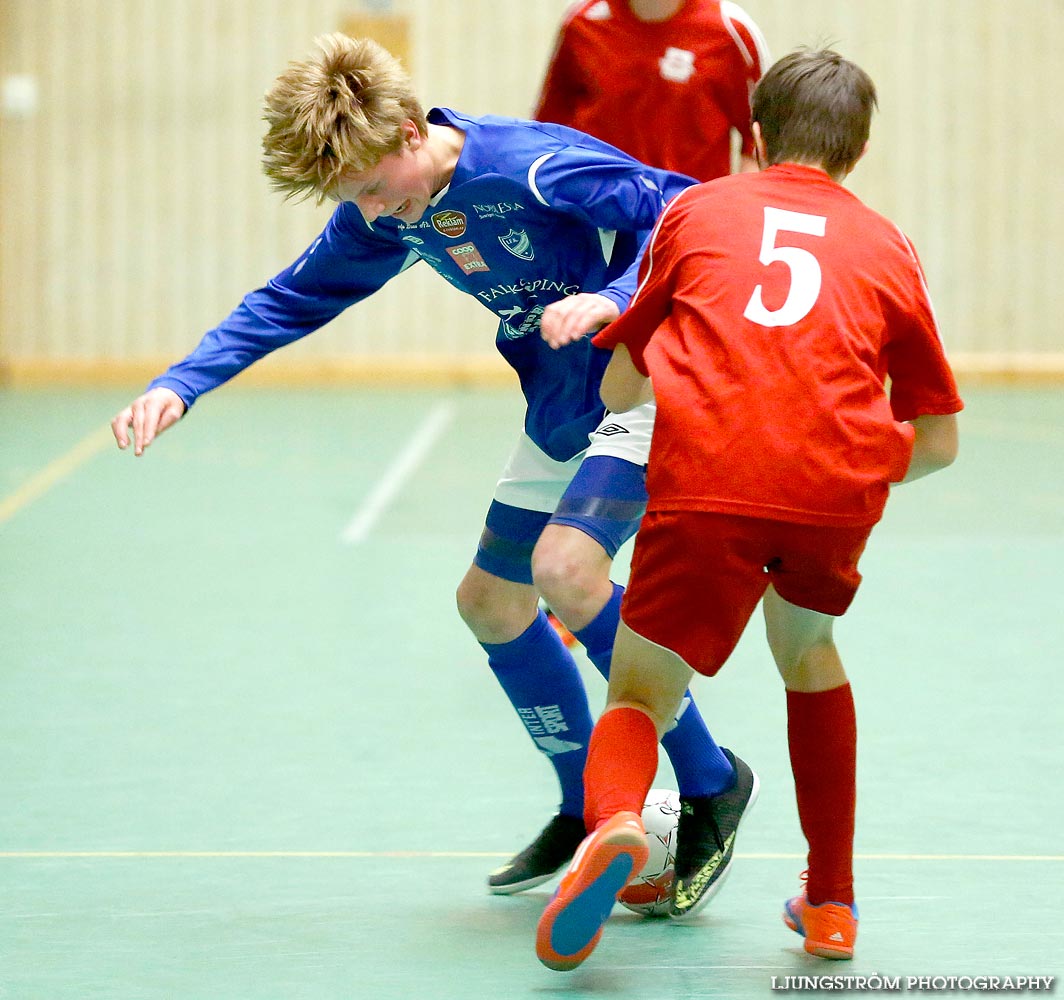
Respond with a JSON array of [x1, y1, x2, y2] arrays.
[[536, 48, 963, 972], [534, 0, 770, 179]]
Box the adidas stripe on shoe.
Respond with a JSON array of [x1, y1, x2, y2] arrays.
[[783, 891, 859, 960]]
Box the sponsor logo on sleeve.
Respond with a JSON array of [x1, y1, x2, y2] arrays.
[[431, 210, 467, 238]]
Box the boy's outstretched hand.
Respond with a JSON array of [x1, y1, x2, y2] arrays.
[[111, 387, 186, 456]]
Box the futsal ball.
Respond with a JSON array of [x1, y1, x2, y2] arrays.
[[618, 788, 681, 917]]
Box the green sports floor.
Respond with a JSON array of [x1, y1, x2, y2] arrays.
[[1, 383, 1061, 999]]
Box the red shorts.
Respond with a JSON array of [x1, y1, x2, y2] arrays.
[[621, 510, 873, 676]]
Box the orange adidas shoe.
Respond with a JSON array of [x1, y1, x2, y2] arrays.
[[783, 890, 859, 960], [535, 811, 649, 972]]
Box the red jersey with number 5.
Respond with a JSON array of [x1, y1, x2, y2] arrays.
[[593, 163, 964, 527]]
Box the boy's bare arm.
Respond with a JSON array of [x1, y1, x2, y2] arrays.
[[898, 412, 959, 483], [600, 344, 653, 413]]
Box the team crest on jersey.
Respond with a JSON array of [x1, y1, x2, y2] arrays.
[[499, 228, 534, 261], [431, 210, 467, 238], [659, 46, 696, 83], [447, 242, 490, 273]]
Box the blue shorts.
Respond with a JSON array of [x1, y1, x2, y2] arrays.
[[474, 454, 648, 585]]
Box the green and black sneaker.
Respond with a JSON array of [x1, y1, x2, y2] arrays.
[[670, 749, 759, 920]]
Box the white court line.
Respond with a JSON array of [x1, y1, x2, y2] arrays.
[[613, 965, 788, 971], [741, 852, 1064, 861], [339, 400, 455, 545], [1, 851, 1060, 861], [0, 851, 502, 859]]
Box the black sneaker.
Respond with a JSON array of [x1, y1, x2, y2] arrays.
[[488, 814, 587, 895], [670, 749, 759, 920]]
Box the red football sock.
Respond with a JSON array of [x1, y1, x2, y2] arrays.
[[583, 706, 659, 832], [786, 684, 857, 906]]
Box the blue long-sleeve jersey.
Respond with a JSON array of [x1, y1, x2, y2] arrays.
[[150, 107, 696, 461]]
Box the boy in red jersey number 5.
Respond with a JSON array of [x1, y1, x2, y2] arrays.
[[536, 48, 963, 971]]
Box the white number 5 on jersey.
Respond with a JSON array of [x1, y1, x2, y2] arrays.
[[743, 207, 827, 327]]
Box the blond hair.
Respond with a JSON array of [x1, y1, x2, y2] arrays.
[[261, 33, 428, 203]]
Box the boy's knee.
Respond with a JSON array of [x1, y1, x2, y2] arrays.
[[773, 638, 846, 692], [531, 545, 578, 596], [532, 548, 607, 619], [455, 573, 537, 644], [533, 526, 610, 603], [454, 576, 481, 626], [456, 575, 500, 632]]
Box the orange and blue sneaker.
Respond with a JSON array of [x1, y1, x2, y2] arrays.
[[783, 885, 859, 960], [535, 811, 649, 972]]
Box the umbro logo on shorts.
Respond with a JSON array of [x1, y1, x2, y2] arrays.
[[595, 423, 630, 436]]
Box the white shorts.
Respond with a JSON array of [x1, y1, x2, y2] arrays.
[[493, 402, 655, 513]]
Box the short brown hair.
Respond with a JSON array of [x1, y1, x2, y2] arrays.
[[261, 33, 428, 203], [751, 48, 877, 178]]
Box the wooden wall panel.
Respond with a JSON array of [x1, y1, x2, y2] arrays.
[[0, 0, 1060, 380]]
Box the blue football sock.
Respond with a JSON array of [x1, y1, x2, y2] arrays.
[[481, 610, 593, 818], [573, 583, 734, 798]]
